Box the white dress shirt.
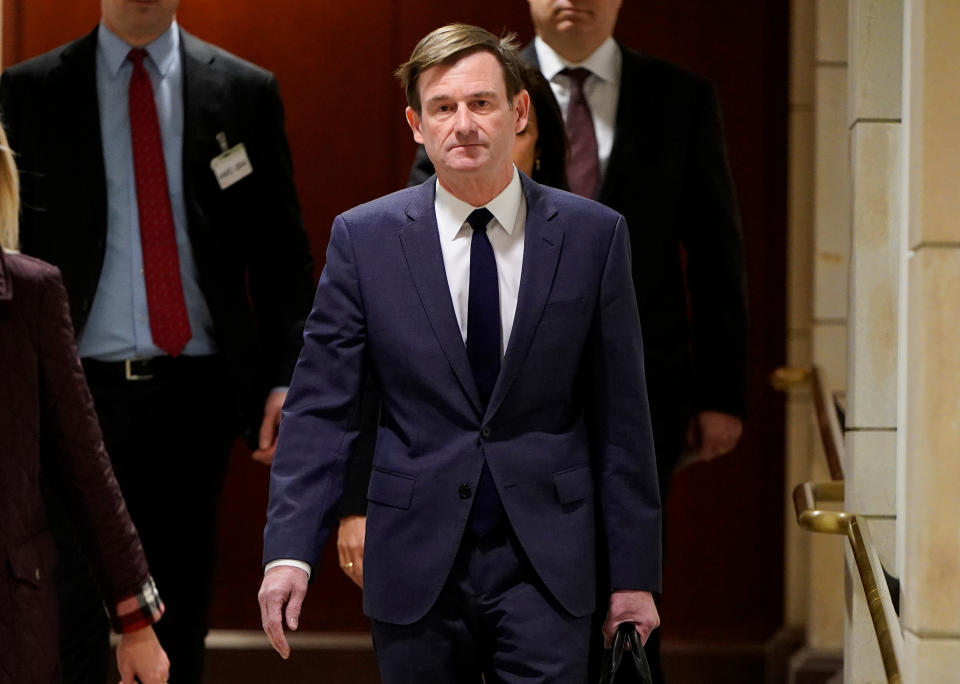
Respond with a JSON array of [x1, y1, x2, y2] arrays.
[[534, 36, 622, 179], [435, 168, 526, 356], [265, 168, 527, 578]]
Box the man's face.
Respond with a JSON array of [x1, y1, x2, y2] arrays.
[[406, 51, 529, 186], [101, 0, 179, 45], [528, 0, 622, 49]]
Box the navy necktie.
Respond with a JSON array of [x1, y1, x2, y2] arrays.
[[466, 208, 500, 406], [465, 207, 505, 537]]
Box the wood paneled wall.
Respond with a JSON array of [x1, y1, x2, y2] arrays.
[[2, 0, 788, 643]]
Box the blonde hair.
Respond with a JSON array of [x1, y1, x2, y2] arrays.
[[0, 124, 19, 251], [396, 23, 524, 115]]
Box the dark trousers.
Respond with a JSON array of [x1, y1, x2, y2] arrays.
[[372, 527, 592, 684], [56, 356, 234, 684]]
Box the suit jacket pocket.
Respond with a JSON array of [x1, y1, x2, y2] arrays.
[[553, 464, 593, 504], [540, 297, 586, 323], [367, 467, 416, 510]]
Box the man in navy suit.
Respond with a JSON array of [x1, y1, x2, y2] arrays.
[[259, 23, 661, 682]]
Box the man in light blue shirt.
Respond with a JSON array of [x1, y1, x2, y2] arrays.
[[0, 1, 315, 682], [83, 20, 217, 361]]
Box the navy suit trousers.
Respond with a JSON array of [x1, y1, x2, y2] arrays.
[[371, 527, 592, 684]]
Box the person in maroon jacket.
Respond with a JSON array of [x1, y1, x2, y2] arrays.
[[0, 125, 169, 684]]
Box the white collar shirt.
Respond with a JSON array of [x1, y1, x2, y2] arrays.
[[534, 35, 622, 180], [434, 167, 526, 357]]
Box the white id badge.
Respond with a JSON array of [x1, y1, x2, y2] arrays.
[[210, 143, 253, 190]]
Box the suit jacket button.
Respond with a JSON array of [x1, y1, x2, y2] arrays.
[[481, 426, 491, 439], [35, 568, 40, 581], [458, 484, 472, 499]]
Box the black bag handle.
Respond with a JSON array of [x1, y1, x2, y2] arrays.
[[597, 623, 653, 684]]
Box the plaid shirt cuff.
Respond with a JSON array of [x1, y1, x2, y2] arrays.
[[110, 575, 165, 634]]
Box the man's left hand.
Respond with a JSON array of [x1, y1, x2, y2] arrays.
[[253, 390, 287, 465], [686, 410, 743, 462], [336, 515, 366, 588], [602, 590, 660, 647]]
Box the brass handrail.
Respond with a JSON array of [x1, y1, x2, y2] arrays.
[[771, 365, 844, 479], [847, 518, 902, 684], [792, 480, 850, 534], [810, 367, 845, 480], [777, 364, 902, 683], [792, 480, 902, 683]]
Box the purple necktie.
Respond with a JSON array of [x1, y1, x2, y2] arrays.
[[562, 67, 601, 199]]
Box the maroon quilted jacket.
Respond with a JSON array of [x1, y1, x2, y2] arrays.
[[0, 250, 149, 684]]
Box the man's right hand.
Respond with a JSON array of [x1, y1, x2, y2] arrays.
[[258, 565, 309, 659], [116, 625, 169, 684]]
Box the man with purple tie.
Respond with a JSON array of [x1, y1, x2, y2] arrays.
[[524, 2, 749, 680], [259, 23, 661, 683]]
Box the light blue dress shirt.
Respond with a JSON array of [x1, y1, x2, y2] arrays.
[[78, 21, 217, 360]]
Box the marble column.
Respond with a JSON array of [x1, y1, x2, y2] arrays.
[[902, 1, 960, 679]]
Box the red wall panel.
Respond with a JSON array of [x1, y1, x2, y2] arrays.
[[2, 0, 787, 641]]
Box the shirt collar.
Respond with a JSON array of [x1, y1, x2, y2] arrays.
[[97, 19, 180, 78], [534, 35, 621, 85], [435, 167, 523, 241]]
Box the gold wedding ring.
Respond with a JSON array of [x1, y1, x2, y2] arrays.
[[342, 561, 354, 569]]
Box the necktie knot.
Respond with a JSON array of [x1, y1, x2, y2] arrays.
[[128, 48, 147, 68], [561, 67, 592, 91], [466, 208, 494, 233]]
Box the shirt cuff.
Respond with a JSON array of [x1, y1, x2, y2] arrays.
[[265, 559, 312, 579], [110, 575, 165, 634]]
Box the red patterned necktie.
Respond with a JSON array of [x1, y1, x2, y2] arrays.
[[561, 67, 601, 199], [128, 48, 191, 357]]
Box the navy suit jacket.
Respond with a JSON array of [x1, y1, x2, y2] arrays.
[[406, 44, 748, 487], [264, 175, 661, 625]]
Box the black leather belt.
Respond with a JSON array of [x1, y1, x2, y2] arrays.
[[82, 355, 220, 383]]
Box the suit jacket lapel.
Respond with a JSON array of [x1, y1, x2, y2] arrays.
[[180, 29, 225, 233], [399, 180, 483, 415], [520, 42, 539, 69], [55, 29, 107, 246], [597, 44, 648, 205], [485, 176, 562, 420]]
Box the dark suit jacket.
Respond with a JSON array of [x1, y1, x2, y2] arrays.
[[0, 250, 149, 684], [408, 44, 748, 479], [0, 27, 315, 430], [264, 176, 661, 625]]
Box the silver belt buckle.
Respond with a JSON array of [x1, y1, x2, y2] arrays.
[[124, 358, 154, 381]]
